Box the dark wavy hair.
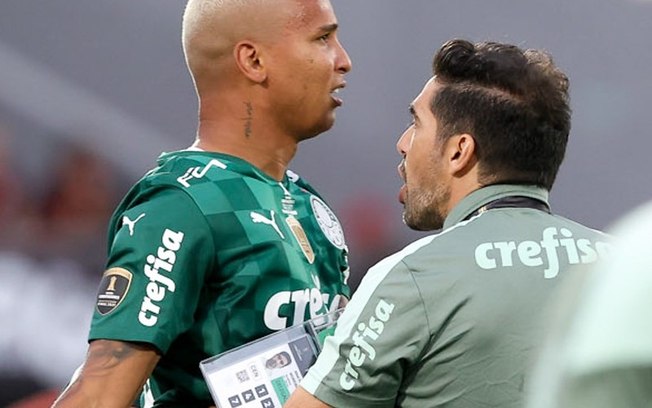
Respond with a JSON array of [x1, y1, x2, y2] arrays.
[[431, 39, 571, 190]]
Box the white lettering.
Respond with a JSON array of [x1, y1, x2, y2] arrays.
[[143, 264, 175, 291], [559, 228, 580, 264], [138, 311, 158, 327], [264, 291, 292, 330], [540, 227, 560, 278], [352, 330, 376, 360], [309, 288, 325, 319], [162, 229, 184, 251], [473, 227, 609, 279], [577, 239, 597, 263], [495, 241, 517, 267], [518, 240, 543, 267], [138, 296, 160, 327], [177, 159, 227, 188], [263, 287, 341, 331], [339, 361, 357, 391], [348, 346, 365, 366], [291, 289, 310, 326], [475, 243, 496, 269], [146, 282, 165, 302], [340, 299, 395, 391], [138, 229, 184, 327]]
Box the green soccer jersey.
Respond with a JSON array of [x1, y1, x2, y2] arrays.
[[88, 150, 350, 407], [302, 184, 610, 408]]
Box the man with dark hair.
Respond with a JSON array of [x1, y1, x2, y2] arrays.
[[285, 38, 610, 408], [53, 0, 351, 406]]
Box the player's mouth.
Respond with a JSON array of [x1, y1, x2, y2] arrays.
[[330, 82, 346, 106], [398, 160, 407, 204], [398, 184, 407, 205]]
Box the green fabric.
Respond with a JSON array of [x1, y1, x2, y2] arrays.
[[89, 151, 350, 406], [303, 184, 609, 408]]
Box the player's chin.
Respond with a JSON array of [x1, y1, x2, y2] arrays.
[[298, 117, 335, 141], [321, 114, 337, 133], [315, 111, 337, 134]]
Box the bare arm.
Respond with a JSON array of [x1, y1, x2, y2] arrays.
[[52, 339, 160, 408], [284, 386, 331, 408]]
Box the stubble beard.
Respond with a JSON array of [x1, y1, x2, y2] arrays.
[[402, 183, 450, 231]]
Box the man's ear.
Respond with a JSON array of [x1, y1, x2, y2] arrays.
[[446, 133, 477, 176], [233, 41, 267, 83]]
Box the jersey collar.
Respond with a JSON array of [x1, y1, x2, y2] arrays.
[[443, 184, 550, 229]]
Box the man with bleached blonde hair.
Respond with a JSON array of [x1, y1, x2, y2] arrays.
[[53, 0, 351, 406]]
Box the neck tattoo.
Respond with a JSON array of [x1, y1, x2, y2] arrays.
[[243, 101, 253, 138]]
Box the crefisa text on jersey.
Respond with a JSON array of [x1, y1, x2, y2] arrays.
[[474, 226, 611, 278], [139, 228, 185, 327], [340, 299, 395, 391], [263, 287, 344, 330]]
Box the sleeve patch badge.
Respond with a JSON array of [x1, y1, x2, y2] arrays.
[[95, 267, 133, 315]]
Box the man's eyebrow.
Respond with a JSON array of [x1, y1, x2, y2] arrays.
[[318, 23, 338, 34]]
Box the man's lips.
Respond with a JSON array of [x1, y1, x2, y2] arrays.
[[398, 184, 407, 204], [398, 160, 406, 204], [331, 82, 346, 106]]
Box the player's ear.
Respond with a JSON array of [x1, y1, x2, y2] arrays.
[[234, 41, 267, 83], [446, 133, 477, 176]]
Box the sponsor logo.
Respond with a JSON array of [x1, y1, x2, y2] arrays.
[[122, 213, 146, 236], [263, 275, 342, 330], [177, 159, 227, 188], [250, 211, 285, 239], [310, 196, 346, 249], [96, 268, 132, 315], [339, 299, 395, 391], [138, 229, 184, 327], [474, 227, 611, 278]]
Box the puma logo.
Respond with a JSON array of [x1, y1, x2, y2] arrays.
[[122, 213, 146, 236], [250, 210, 284, 239]]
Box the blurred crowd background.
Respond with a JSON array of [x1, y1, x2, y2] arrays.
[[1, 0, 652, 406]]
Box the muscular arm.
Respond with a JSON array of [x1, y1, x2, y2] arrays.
[[284, 386, 330, 408], [52, 339, 160, 408]]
